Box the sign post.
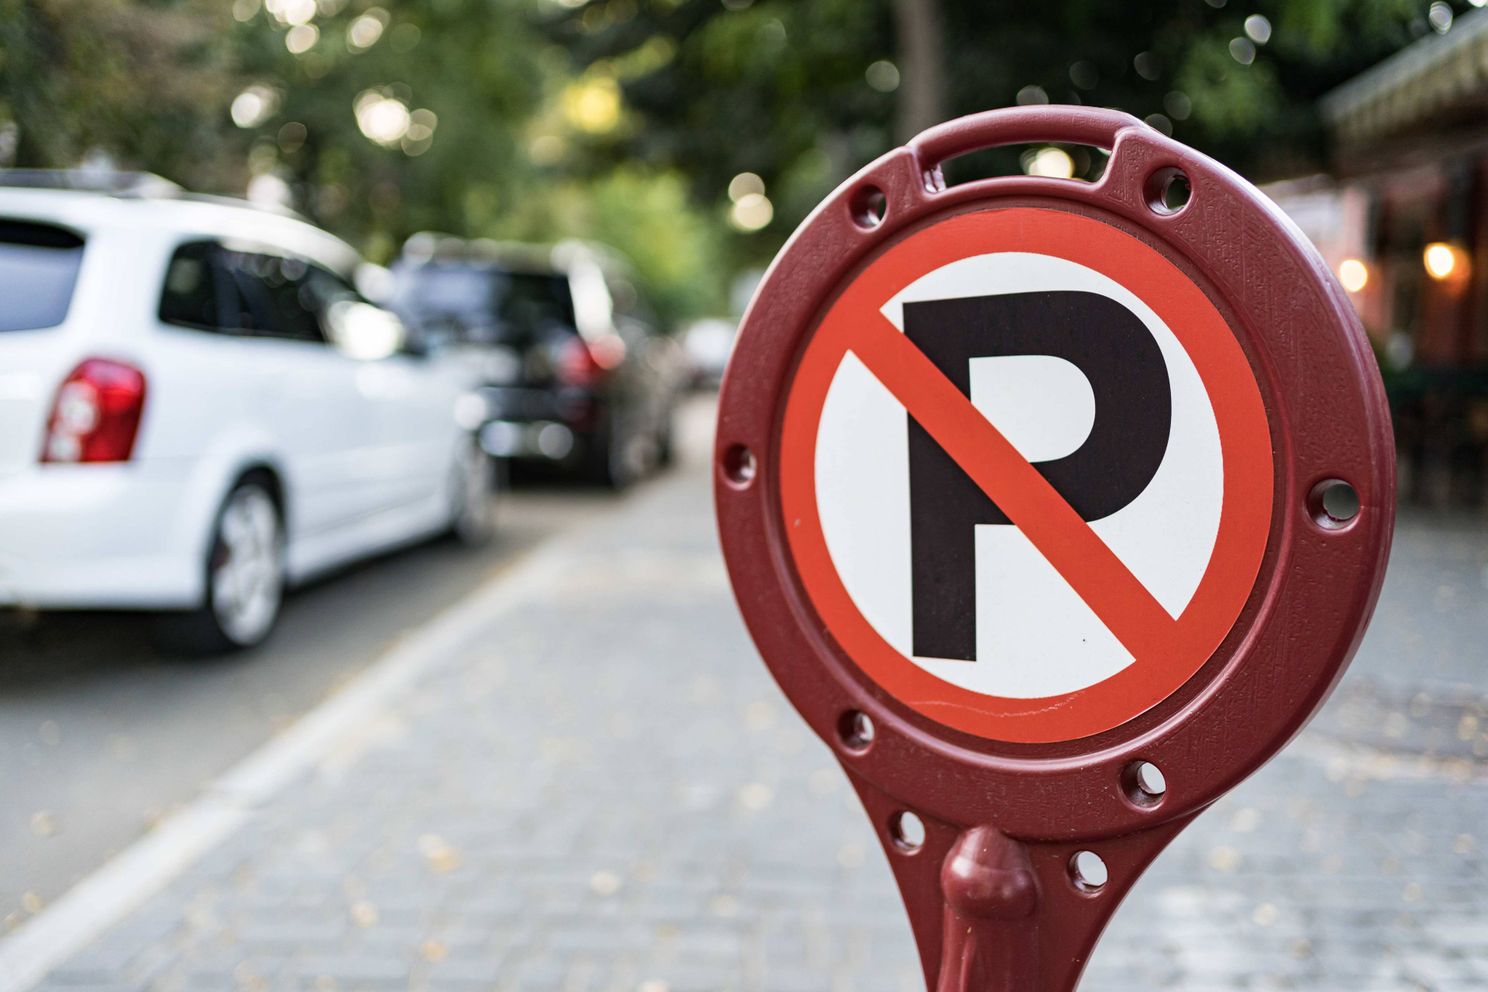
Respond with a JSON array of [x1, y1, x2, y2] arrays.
[[714, 106, 1395, 991]]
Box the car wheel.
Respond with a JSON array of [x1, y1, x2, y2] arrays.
[[586, 421, 637, 490], [449, 436, 497, 545], [153, 478, 284, 656]]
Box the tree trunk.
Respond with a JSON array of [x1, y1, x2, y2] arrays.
[[893, 0, 947, 143]]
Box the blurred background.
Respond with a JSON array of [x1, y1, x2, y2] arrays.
[[9, 0, 1488, 350], [2, 2, 1488, 991]]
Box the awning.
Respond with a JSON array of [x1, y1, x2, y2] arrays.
[[1322, 9, 1488, 146]]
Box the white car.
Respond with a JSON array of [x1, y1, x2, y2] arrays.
[[0, 176, 494, 653]]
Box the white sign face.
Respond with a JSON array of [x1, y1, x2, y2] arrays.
[[813, 252, 1224, 699]]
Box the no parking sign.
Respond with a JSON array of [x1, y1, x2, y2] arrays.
[[716, 107, 1394, 990]]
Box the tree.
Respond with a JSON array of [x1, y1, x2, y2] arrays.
[[0, 0, 728, 320], [892, 0, 946, 141], [541, 0, 1449, 261], [0, 0, 240, 184], [220, 0, 554, 259], [1, 0, 1458, 320]]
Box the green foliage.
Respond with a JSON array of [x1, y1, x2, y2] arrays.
[[224, 0, 550, 256], [496, 166, 729, 327], [548, 0, 1469, 248], [1174, 39, 1282, 138], [577, 168, 728, 325], [0, 0, 1468, 321], [0, 0, 239, 182]]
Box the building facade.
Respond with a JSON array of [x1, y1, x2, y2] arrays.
[[1268, 11, 1488, 507]]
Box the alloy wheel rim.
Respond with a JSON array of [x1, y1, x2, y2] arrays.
[[211, 488, 282, 645]]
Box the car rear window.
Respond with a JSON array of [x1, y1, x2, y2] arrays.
[[394, 263, 576, 346], [0, 219, 85, 332]]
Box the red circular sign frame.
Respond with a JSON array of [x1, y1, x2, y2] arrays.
[[779, 207, 1274, 743], [715, 107, 1394, 846]]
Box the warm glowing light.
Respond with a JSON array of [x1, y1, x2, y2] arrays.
[[729, 192, 773, 232], [230, 85, 279, 128], [1338, 258, 1369, 293], [727, 172, 764, 203], [285, 23, 319, 53], [264, 0, 315, 25], [1424, 242, 1464, 281], [355, 91, 412, 146], [562, 77, 622, 134], [347, 9, 388, 50], [1025, 146, 1075, 179]]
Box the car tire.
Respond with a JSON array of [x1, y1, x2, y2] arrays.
[[584, 419, 634, 490], [449, 436, 497, 546], [656, 406, 676, 469], [153, 477, 285, 656], [589, 425, 642, 490]]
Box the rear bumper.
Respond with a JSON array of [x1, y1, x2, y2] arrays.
[[476, 385, 601, 464], [0, 464, 203, 610], [479, 419, 584, 461]]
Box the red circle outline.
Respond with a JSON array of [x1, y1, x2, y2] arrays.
[[778, 207, 1274, 743]]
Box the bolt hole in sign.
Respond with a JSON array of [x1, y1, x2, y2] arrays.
[[715, 107, 1394, 992]]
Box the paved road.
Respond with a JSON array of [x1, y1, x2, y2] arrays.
[[3, 398, 1486, 991], [0, 436, 638, 926]]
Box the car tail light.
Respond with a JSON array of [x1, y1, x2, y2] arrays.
[[556, 334, 626, 387], [40, 358, 147, 463]]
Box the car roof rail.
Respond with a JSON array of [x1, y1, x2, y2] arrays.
[[399, 232, 559, 271], [176, 191, 310, 222], [0, 169, 311, 221], [0, 168, 184, 198]]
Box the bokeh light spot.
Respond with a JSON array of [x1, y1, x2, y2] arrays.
[[563, 76, 622, 134], [347, 8, 389, 50], [1338, 258, 1369, 293], [729, 192, 773, 232], [865, 60, 900, 93], [727, 172, 764, 203], [1024, 146, 1075, 179]]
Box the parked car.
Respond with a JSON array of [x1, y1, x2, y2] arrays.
[[0, 172, 494, 653], [389, 236, 685, 488]]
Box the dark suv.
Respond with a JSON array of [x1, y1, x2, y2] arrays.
[[390, 238, 684, 488]]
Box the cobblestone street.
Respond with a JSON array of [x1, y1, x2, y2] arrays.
[[5, 412, 1486, 992]]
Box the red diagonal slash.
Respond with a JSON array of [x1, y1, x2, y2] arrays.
[[850, 314, 1178, 662]]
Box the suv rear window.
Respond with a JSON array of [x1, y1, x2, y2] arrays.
[[393, 263, 575, 347], [0, 219, 85, 332]]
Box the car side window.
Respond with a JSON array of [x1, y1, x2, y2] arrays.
[[223, 252, 326, 345], [302, 262, 363, 314], [159, 241, 233, 331], [160, 243, 326, 346]]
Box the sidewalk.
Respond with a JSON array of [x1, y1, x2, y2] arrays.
[[4, 406, 1486, 992]]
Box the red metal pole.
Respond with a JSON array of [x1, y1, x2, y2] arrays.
[[935, 827, 1041, 992]]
